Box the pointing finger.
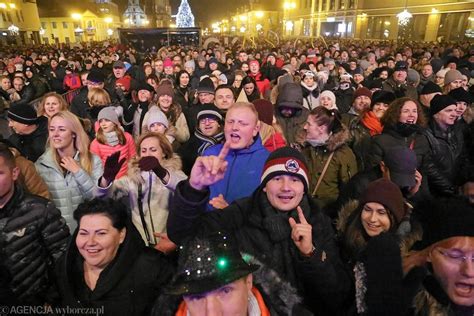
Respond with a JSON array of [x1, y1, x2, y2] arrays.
[[217, 141, 231, 161], [297, 206, 309, 225]]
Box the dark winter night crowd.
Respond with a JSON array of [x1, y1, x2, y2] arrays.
[[0, 39, 473, 315]]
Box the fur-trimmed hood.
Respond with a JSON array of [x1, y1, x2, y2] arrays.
[[336, 199, 359, 234], [462, 105, 474, 124], [126, 154, 183, 185], [326, 126, 351, 152]]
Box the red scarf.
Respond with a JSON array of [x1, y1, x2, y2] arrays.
[[361, 111, 383, 136]]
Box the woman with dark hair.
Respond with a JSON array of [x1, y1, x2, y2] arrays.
[[174, 70, 194, 110], [336, 179, 409, 315], [370, 97, 454, 197], [239, 76, 261, 102], [302, 106, 358, 215], [54, 198, 174, 315]]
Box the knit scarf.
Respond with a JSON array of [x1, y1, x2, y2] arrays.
[[104, 131, 119, 147], [194, 129, 224, 155], [257, 194, 312, 289], [394, 122, 419, 137], [361, 111, 383, 136]]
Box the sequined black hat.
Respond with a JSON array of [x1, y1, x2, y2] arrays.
[[166, 232, 260, 296]]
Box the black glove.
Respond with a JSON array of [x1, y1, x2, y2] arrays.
[[102, 151, 126, 184], [115, 87, 125, 101], [139, 156, 168, 180], [360, 233, 404, 316]]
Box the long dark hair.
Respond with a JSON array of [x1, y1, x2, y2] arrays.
[[175, 70, 190, 88], [241, 76, 261, 101], [341, 203, 396, 260]]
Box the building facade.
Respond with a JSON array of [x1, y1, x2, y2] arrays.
[[0, 0, 41, 45], [283, 0, 474, 41], [38, 0, 121, 44]]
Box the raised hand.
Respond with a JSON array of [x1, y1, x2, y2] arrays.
[[153, 232, 177, 254], [139, 156, 168, 181], [289, 206, 314, 256], [209, 194, 229, 209], [101, 151, 126, 185], [60, 156, 81, 174], [408, 170, 422, 197], [189, 142, 230, 190]]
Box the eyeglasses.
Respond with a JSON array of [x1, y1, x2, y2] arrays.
[[437, 249, 474, 263]]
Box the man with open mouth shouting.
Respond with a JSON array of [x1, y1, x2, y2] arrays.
[[200, 101, 270, 210]]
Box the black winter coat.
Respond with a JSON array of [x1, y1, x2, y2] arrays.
[[11, 84, 36, 107], [369, 125, 454, 197], [70, 87, 89, 118], [8, 117, 48, 162], [423, 121, 465, 190], [167, 181, 351, 315], [55, 223, 174, 316], [0, 185, 69, 304]]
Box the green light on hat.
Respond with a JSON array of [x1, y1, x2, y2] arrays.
[[217, 258, 228, 269]]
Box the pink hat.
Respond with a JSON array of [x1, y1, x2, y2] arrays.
[[163, 58, 173, 68], [249, 60, 260, 67]]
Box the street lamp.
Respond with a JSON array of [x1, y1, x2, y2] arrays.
[[397, 9, 412, 26], [8, 24, 19, 35], [71, 13, 82, 20], [397, 0, 412, 26]]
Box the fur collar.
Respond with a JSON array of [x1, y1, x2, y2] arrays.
[[247, 255, 303, 315], [126, 154, 183, 184], [463, 105, 474, 124], [300, 82, 318, 91], [326, 126, 351, 152], [336, 200, 359, 234]]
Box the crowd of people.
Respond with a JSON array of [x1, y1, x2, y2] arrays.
[[0, 39, 473, 315]]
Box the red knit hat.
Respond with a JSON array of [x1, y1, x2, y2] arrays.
[[116, 76, 131, 92]]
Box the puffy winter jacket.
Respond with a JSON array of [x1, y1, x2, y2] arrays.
[[35, 149, 103, 231], [90, 131, 136, 179], [0, 185, 69, 304], [96, 155, 187, 246]]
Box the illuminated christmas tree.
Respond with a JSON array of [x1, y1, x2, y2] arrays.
[[176, 0, 195, 27]]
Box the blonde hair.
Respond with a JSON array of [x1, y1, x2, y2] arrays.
[[48, 111, 93, 174], [228, 102, 259, 123], [87, 87, 111, 107], [37, 92, 69, 117]]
